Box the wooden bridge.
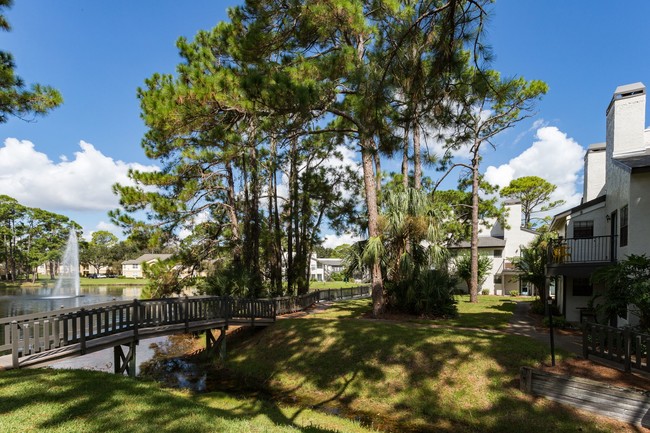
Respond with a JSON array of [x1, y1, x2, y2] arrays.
[[0, 296, 275, 376], [0, 286, 370, 376]]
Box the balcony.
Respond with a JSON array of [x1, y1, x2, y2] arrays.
[[546, 236, 616, 276]]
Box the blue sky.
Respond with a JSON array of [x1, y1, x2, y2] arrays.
[[2, 1, 650, 245]]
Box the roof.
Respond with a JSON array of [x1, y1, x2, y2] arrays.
[[587, 142, 606, 151], [317, 258, 344, 266], [607, 82, 646, 115], [614, 149, 650, 170], [448, 236, 506, 249], [549, 195, 606, 231], [122, 253, 172, 265]]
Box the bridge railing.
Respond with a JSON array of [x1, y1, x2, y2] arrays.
[[0, 287, 370, 368], [271, 286, 371, 315], [0, 297, 274, 364]]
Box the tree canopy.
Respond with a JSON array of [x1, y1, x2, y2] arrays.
[[500, 176, 565, 229], [0, 0, 62, 123]]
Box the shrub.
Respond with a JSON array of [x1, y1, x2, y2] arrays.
[[530, 298, 560, 315], [386, 269, 458, 318], [329, 272, 345, 282], [543, 315, 571, 329], [509, 290, 519, 297], [481, 289, 490, 296]]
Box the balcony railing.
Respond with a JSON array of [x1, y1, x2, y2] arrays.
[[547, 236, 617, 265]]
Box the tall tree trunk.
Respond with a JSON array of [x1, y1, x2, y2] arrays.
[[267, 137, 283, 295], [247, 143, 262, 296], [413, 123, 422, 190], [373, 144, 382, 195], [361, 141, 384, 316], [225, 160, 241, 265], [402, 127, 410, 188], [286, 137, 298, 295], [297, 169, 311, 295], [469, 142, 480, 303], [272, 162, 283, 295]]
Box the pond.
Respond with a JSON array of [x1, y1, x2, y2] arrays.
[[0, 284, 171, 375], [0, 285, 143, 318]]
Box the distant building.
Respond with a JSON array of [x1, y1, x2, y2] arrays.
[[448, 200, 539, 295], [547, 82, 650, 324], [310, 256, 345, 282], [121, 254, 172, 278]]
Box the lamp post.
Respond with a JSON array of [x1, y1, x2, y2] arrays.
[[547, 297, 556, 366]]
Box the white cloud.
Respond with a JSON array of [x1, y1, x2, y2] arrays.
[[322, 232, 362, 249], [484, 126, 585, 209], [0, 138, 158, 212]]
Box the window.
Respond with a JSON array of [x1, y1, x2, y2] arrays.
[[573, 220, 594, 238], [132, 264, 139, 270], [572, 278, 593, 296], [494, 275, 502, 284], [493, 249, 503, 258], [620, 205, 628, 247]]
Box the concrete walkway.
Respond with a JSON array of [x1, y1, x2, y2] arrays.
[[508, 301, 583, 356]]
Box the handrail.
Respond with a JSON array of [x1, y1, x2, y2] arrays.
[[1, 286, 370, 368], [547, 235, 617, 265]]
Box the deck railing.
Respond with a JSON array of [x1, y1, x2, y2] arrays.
[[547, 236, 616, 265], [583, 322, 650, 373]]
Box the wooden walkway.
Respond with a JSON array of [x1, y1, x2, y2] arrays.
[[0, 286, 371, 375], [0, 296, 274, 373]]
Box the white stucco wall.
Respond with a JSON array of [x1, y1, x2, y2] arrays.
[[563, 280, 607, 323], [628, 172, 650, 256], [583, 146, 607, 201], [607, 84, 646, 158]]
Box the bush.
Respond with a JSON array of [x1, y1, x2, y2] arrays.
[[509, 290, 519, 297], [329, 272, 345, 282], [386, 269, 458, 318], [481, 289, 490, 296], [543, 315, 571, 329], [530, 298, 560, 315]]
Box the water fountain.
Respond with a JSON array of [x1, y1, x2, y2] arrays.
[[51, 230, 81, 298]]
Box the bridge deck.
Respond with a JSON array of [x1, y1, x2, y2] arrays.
[[0, 297, 275, 371]]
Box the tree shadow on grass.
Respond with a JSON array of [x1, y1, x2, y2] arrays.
[[219, 302, 640, 433], [0, 368, 369, 433]]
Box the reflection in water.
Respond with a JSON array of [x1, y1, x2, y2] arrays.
[[0, 285, 143, 319]]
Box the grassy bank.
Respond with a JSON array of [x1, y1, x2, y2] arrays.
[[1, 297, 635, 432], [0, 276, 149, 289], [0, 369, 376, 433], [220, 297, 632, 432]]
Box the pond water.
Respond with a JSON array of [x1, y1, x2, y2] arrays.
[[0, 284, 170, 376], [0, 285, 143, 318]]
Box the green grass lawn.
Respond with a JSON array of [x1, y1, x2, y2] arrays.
[[0, 276, 149, 289], [220, 297, 630, 433], [0, 369, 376, 433], [0, 296, 633, 433], [308, 281, 368, 290]]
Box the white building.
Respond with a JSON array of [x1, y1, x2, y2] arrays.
[[309, 255, 345, 282], [547, 82, 650, 324], [121, 254, 172, 278], [449, 200, 538, 295]]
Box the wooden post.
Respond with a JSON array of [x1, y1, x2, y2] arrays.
[[11, 321, 19, 369], [132, 300, 139, 341], [218, 327, 226, 362], [114, 342, 137, 377], [184, 297, 190, 333], [582, 323, 589, 359], [624, 327, 631, 373], [79, 308, 86, 355]]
